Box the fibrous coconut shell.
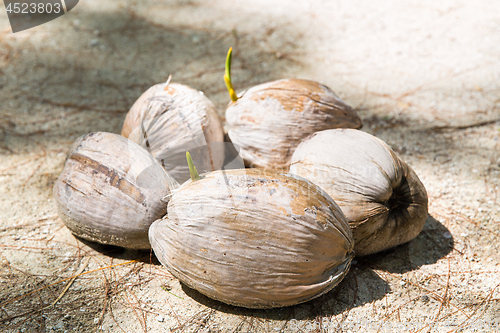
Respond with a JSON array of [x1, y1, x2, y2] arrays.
[[149, 168, 354, 308], [290, 129, 428, 256]]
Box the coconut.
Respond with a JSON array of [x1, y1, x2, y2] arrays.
[[53, 132, 177, 249], [223, 48, 362, 169], [149, 168, 354, 308], [122, 81, 225, 183], [289, 129, 428, 256]]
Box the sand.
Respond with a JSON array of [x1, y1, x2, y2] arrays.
[[0, 0, 499, 332]]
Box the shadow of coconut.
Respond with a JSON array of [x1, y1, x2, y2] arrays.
[[356, 214, 454, 274], [75, 237, 159, 263], [180, 263, 390, 320], [177, 215, 451, 319]]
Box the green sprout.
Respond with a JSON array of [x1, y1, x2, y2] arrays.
[[186, 151, 200, 181], [224, 47, 238, 102], [160, 285, 184, 299]]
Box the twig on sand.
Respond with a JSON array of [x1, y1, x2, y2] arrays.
[[48, 257, 91, 308]]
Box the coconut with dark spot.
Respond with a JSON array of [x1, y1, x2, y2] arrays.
[[53, 132, 177, 249], [122, 82, 225, 183], [289, 129, 428, 256], [149, 168, 354, 308]]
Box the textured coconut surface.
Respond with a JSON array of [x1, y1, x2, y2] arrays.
[[0, 0, 499, 332], [226, 79, 362, 169], [53, 132, 175, 249], [290, 129, 429, 256], [122, 82, 225, 183], [149, 169, 354, 309]]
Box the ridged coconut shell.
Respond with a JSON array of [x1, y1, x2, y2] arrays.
[[289, 129, 428, 256], [122, 82, 225, 183], [225, 79, 362, 169], [149, 168, 354, 309], [53, 132, 177, 249]]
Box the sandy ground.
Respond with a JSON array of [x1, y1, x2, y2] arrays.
[[0, 0, 499, 332]]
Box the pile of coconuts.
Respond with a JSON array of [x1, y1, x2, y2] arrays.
[[53, 48, 428, 309]]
